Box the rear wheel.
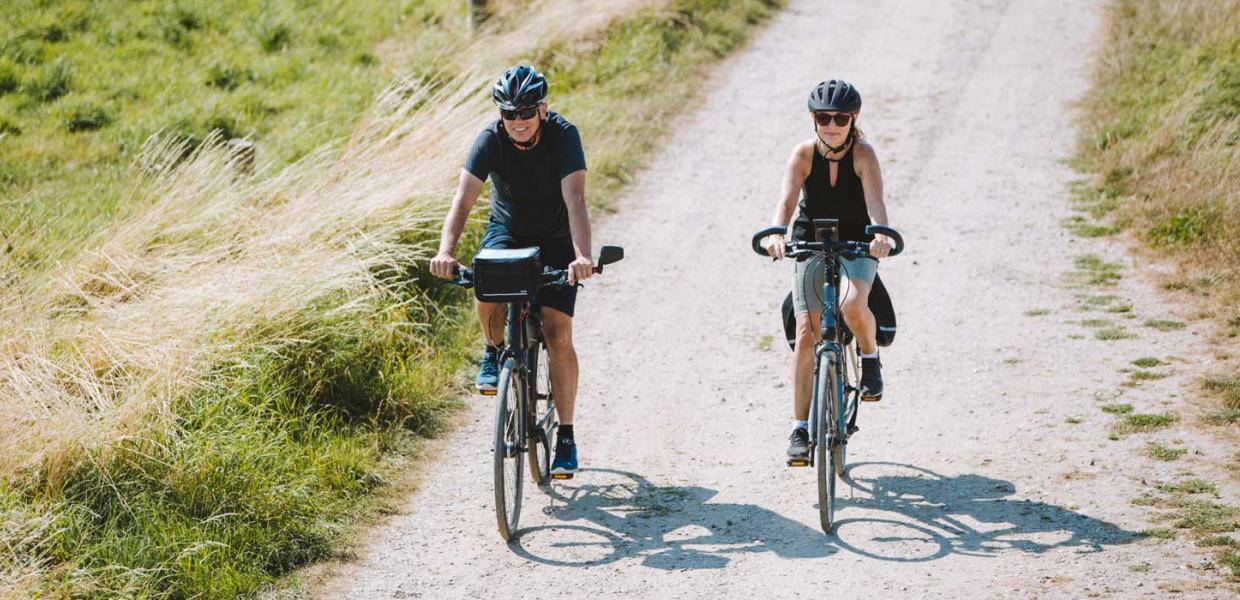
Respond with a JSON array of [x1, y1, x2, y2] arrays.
[[816, 355, 839, 534], [527, 343, 556, 485], [493, 361, 524, 541]]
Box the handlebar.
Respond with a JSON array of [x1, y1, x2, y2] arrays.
[[750, 224, 905, 259]]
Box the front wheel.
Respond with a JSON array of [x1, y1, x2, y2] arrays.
[[494, 361, 525, 541], [816, 355, 840, 534]]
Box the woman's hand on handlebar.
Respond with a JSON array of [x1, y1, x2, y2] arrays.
[[869, 234, 893, 259], [764, 233, 787, 261], [430, 252, 458, 279]]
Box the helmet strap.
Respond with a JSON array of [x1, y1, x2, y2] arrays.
[[815, 125, 854, 161], [509, 115, 544, 150]]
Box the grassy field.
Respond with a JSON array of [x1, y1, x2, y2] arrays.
[[1075, 0, 1238, 420], [0, 0, 780, 596]]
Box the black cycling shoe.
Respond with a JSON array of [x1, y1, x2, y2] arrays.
[[786, 428, 810, 466], [860, 356, 883, 401]]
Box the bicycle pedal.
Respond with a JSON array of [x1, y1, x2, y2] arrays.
[[786, 458, 810, 467], [551, 472, 574, 480], [478, 389, 497, 396], [860, 394, 881, 403]]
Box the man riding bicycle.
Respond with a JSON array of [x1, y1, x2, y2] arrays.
[[763, 80, 895, 464], [430, 64, 594, 477]]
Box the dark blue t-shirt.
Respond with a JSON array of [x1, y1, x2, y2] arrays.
[[464, 112, 586, 239]]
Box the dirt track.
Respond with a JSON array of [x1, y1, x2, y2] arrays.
[[315, 0, 1238, 597]]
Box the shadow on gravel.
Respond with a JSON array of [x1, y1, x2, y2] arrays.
[[830, 462, 1141, 562], [508, 468, 837, 569]]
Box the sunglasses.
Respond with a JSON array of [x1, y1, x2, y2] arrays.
[[501, 107, 540, 121], [813, 112, 853, 127]]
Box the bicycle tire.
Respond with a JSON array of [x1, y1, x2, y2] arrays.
[[494, 361, 524, 541], [816, 353, 839, 534], [527, 343, 556, 485]]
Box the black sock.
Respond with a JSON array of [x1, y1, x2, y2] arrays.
[[559, 425, 574, 441]]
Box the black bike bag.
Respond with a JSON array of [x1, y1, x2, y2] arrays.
[[472, 247, 542, 303], [781, 273, 897, 349]]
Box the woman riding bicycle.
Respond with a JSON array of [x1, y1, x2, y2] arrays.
[[762, 79, 895, 463]]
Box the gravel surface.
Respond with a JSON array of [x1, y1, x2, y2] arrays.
[[313, 0, 1238, 597]]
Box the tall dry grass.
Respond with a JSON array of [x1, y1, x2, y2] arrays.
[[0, 0, 672, 590]]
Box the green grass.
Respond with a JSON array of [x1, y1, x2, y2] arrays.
[[1101, 403, 1134, 415], [1071, 254, 1124, 287], [1076, 0, 1238, 349], [1144, 442, 1187, 461], [1129, 369, 1168, 381], [1024, 308, 1051, 316], [1157, 479, 1219, 495], [1133, 357, 1163, 368], [1142, 527, 1177, 540], [0, 0, 465, 278], [0, 0, 784, 596], [1081, 318, 1111, 327], [1095, 326, 1136, 341], [1112, 412, 1180, 436], [1144, 319, 1186, 331]]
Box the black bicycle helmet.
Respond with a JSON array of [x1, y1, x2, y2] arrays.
[[492, 64, 548, 110], [807, 79, 861, 113]]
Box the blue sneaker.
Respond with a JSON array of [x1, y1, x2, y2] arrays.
[[550, 437, 578, 479], [475, 346, 499, 394]]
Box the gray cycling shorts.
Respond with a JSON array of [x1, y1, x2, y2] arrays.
[[792, 255, 878, 314]]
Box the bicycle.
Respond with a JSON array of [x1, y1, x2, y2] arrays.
[[750, 219, 904, 534], [452, 244, 624, 541]]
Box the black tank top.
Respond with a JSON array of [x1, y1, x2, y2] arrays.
[[792, 144, 871, 243]]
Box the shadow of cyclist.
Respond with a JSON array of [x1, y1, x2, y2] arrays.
[[830, 462, 1142, 562], [509, 467, 836, 569]]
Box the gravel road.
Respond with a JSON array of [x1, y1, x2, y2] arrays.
[[314, 0, 1237, 597]]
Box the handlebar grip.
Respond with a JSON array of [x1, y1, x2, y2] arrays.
[[751, 226, 787, 257], [864, 225, 905, 257]]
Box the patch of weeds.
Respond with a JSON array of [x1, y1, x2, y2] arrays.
[[1065, 416, 1083, 424], [1156, 480, 1218, 496], [1105, 303, 1133, 314], [256, 20, 293, 52], [1132, 357, 1162, 368], [1144, 319, 1186, 331], [1219, 551, 1240, 579], [1112, 412, 1180, 436], [1070, 222, 1120, 238], [1024, 308, 1051, 316], [1072, 254, 1123, 286], [1148, 209, 1210, 247], [1129, 370, 1167, 382], [206, 63, 255, 91], [1081, 318, 1111, 327], [1084, 294, 1121, 307], [1143, 527, 1177, 539], [1204, 410, 1240, 425], [1128, 562, 1152, 572], [1068, 333, 1085, 340], [1101, 403, 1134, 414], [1144, 443, 1186, 461], [1172, 502, 1240, 534], [1204, 375, 1240, 410], [1095, 326, 1136, 341], [1197, 536, 1239, 548]]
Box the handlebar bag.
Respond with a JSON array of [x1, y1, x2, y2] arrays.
[[472, 247, 542, 303], [782, 272, 897, 349]]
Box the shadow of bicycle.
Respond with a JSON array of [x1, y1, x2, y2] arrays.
[[830, 462, 1142, 562], [508, 463, 1140, 568], [508, 467, 837, 569]]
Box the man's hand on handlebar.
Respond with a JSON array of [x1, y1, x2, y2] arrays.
[[430, 252, 459, 279], [568, 256, 595, 285], [764, 232, 787, 261]]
